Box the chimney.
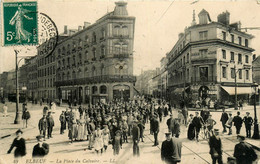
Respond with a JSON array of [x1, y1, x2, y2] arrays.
[[217, 11, 230, 25], [191, 10, 196, 26], [83, 22, 91, 29], [78, 26, 82, 31], [64, 25, 68, 34]]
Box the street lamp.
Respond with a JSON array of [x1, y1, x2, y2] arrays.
[[14, 50, 31, 124], [251, 82, 260, 139]]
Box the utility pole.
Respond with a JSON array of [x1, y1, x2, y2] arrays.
[[14, 50, 20, 124]]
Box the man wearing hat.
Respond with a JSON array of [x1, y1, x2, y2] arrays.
[[132, 120, 140, 156], [7, 129, 26, 157], [151, 113, 160, 146], [46, 111, 55, 139], [220, 108, 228, 133], [192, 111, 204, 142], [38, 115, 48, 140], [32, 135, 49, 157], [243, 112, 253, 138], [234, 135, 257, 164], [59, 111, 66, 134], [232, 112, 243, 135], [209, 129, 223, 164], [161, 132, 182, 164]]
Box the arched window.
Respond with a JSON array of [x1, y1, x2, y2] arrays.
[[114, 25, 120, 36], [122, 43, 128, 54], [122, 25, 128, 36], [92, 66, 96, 77], [101, 64, 105, 76], [85, 35, 89, 42], [100, 85, 107, 94], [92, 32, 96, 43], [62, 46, 66, 55], [92, 86, 98, 94], [67, 57, 70, 67], [114, 43, 120, 54], [67, 71, 70, 80], [78, 68, 82, 78], [101, 46, 105, 57], [84, 67, 89, 77], [72, 71, 76, 79], [62, 72, 65, 81], [92, 48, 96, 60]]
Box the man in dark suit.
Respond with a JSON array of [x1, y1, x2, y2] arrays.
[[167, 114, 175, 136], [192, 112, 204, 142], [46, 112, 55, 139], [220, 108, 228, 133], [209, 129, 223, 164], [132, 120, 140, 157], [151, 114, 160, 146], [38, 115, 48, 140], [32, 135, 49, 157], [232, 111, 243, 135], [161, 132, 182, 164], [243, 112, 253, 138], [234, 135, 257, 164]]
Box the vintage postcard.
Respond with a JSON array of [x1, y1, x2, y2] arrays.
[[0, 0, 260, 164]]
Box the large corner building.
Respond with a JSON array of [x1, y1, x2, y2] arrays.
[[53, 2, 135, 104], [167, 10, 254, 106]]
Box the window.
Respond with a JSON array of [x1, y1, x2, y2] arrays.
[[222, 67, 226, 78], [231, 68, 235, 79], [245, 39, 248, 47], [100, 85, 107, 94], [238, 37, 242, 45], [199, 31, 208, 40], [92, 49, 96, 60], [92, 32, 96, 43], [101, 46, 105, 57], [246, 70, 249, 80], [239, 69, 242, 79], [222, 31, 226, 41], [231, 34, 234, 43], [187, 53, 189, 63], [183, 56, 185, 65], [199, 49, 208, 56], [122, 26, 128, 36], [238, 54, 242, 63], [114, 25, 120, 36], [222, 49, 226, 59], [101, 29, 106, 38], [231, 52, 234, 61], [245, 55, 249, 63]]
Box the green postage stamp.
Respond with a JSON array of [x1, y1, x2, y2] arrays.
[[1, 1, 38, 46]]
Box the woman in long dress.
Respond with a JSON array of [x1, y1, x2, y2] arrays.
[[102, 125, 110, 151], [83, 114, 90, 140], [187, 114, 195, 140], [93, 126, 104, 154], [77, 115, 85, 141]]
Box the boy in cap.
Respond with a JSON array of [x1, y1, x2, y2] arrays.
[[32, 135, 49, 157]]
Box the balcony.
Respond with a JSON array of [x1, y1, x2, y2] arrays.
[[54, 75, 136, 86], [191, 76, 217, 84], [113, 54, 130, 58]]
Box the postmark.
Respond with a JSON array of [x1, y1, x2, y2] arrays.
[[2, 1, 38, 46], [37, 12, 59, 57]]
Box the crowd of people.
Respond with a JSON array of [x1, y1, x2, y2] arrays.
[[5, 98, 258, 164]]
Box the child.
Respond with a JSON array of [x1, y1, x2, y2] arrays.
[[112, 130, 122, 156]]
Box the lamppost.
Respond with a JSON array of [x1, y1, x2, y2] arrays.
[[234, 65, 238, 110], [14, 50, 31, 124], [252, 82, 260, 139]]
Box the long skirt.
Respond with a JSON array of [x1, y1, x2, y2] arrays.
[[77, 124, 85, 140], [94, 137, 104, 151], [103, 134, 109, 146], [187, 124, 195, 140]]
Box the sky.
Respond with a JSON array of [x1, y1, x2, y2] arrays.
[[1, 0, 260, 75]]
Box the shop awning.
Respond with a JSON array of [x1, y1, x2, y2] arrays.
[[172, 87, 190, 94], [221, 86, 252, 95]]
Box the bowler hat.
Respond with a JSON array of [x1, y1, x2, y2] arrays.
[[16, 129, 23, 134], [36, 135, 44, 140], [165, 132, 171, 136]]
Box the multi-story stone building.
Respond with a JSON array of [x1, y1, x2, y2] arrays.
[[167, 10, 254, 107], [55, 2, 135, 104], [160, 57, 168, 100], [26, 56, 38, 100], [136, 69, 157, 96], [37, 43, 56, 102]]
